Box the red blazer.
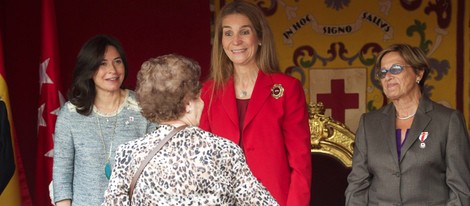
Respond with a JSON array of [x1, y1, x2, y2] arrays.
[[200, 71, 312, 206]]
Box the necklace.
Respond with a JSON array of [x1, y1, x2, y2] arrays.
[[239, 90, 247, 97], [396, 113, 415, 120], [235, 72, 257, 98], [96, 111, 118, 180]]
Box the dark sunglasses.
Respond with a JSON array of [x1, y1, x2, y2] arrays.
[[377, 64, 408, 79]]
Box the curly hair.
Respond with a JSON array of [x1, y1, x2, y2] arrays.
[[136, 54, 201, 123]]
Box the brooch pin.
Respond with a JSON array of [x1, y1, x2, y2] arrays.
[[125, 116, 135, 125], [418, 131, 428, 149], [271, 84, 284, 99]]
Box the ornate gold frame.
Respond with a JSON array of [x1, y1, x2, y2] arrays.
[[309, 102, 355, 167]]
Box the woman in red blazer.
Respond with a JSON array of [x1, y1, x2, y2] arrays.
[[199, 1, 312, 205]]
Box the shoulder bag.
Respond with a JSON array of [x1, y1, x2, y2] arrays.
[[128, 125, 188, 204]]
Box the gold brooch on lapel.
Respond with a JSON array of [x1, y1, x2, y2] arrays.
[[271, 84, 284, 99]]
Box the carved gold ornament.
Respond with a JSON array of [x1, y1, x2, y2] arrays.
[[309, 102, 355, 167]]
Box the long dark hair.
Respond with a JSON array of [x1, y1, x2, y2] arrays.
[[67, 34, 128, 116]]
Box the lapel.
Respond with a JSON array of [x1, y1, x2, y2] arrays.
[[381, 104, 400, 167], [220, 77, 240, 128], [399, 97, 432, 162], [243, 71, 273, 129]]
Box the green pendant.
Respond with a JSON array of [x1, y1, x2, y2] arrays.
[[105, 162, 112, 180]]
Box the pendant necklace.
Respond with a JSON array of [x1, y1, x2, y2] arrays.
[[239, 90, 247, 98], [238, 82, 248, 98], [237, 79, 254, 98], [236, 71, 257, 98], [97, 111, 118, 180]]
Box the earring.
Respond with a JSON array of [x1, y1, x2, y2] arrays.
[[416, 79, 420, 84], [258, 42, 261, 46]]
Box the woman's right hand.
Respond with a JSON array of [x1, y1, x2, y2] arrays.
[[55, 199, 71, 206]]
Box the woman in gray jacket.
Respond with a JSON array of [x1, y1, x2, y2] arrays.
[[53, 35, 154, 206]]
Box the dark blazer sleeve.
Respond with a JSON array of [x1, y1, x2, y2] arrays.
[[0, 100, 15, 194], [345, 114, 370, 206], [445, 110, 470, 205]]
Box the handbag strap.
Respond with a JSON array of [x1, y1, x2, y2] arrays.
[[128, 125, 188, 202]]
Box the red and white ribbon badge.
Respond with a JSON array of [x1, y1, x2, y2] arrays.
[[418, 132, 428, 149]]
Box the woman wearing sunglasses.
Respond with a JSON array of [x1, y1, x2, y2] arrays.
[[345, 43, 470, 205]]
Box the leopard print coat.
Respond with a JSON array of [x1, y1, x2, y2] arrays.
[[102, 125, 278, 205]]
